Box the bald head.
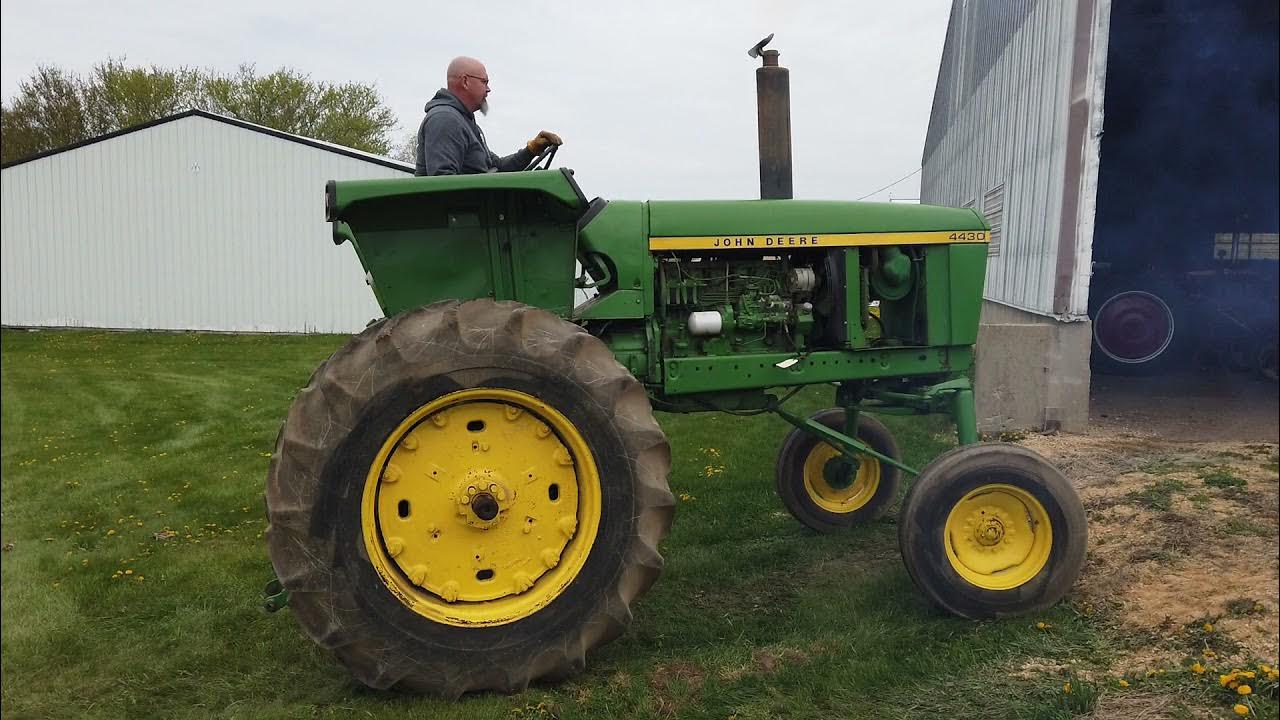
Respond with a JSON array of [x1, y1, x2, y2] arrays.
[[447, 57, 485, 81], [446, 56, 490, 113]]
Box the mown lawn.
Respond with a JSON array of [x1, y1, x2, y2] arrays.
[[1, 329, 1111, 720]]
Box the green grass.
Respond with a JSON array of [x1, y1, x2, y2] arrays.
[[1137, 458, 1212, 476], [1200, 468, 1247, 490], [1, 329, 1111, 720], [1126, 479, 1188, 511], [1222, 518, 1271, 537]]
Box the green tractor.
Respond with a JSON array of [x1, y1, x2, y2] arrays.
[[263, 46, 1087, 698]]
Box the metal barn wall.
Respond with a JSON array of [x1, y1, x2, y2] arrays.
[[1, 114, 408, 333], [921, 0, 1109, 319]]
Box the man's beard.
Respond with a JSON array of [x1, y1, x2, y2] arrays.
[[478, 98, 489, 116]]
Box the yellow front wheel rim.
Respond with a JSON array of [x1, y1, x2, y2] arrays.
[[944, 484, 1052, 590], [801, 443, 881, 514], [361, 388, 601, 627]]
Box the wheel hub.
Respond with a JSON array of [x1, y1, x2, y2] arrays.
[[454, 471, 513, 529], [471, 493, 499, 521], [822, 456, 860, 490], [967, 507, 1013, 549]]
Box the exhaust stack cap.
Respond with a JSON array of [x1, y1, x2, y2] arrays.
[[747, 33, 774, 59]]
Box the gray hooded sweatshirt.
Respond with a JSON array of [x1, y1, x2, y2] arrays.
[[415, 89, 533, 176]]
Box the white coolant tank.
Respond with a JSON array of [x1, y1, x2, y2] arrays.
[[687, 311, 723, 336]]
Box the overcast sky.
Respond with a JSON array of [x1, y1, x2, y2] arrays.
[[1, 0, 951, 202]]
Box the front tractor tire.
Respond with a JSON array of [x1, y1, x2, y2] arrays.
[[265, 300, 674, 696], [776, 410, 902, 532], [898, 444, 1087, 619]]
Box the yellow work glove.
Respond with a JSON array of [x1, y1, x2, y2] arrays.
[[527, 130, 563, 154]]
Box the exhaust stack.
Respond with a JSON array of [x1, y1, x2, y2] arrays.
[[749, 34, 793, 200]]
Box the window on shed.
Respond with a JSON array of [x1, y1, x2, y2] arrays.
[[983, 184, 1005, 256]]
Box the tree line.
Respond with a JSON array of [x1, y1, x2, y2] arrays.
[[1, 60, 409, 165]]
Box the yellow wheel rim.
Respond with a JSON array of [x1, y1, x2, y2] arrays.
[[943, 484, 1052, 590], [360, 388, 601, 627], [801, 442, 881, 514]]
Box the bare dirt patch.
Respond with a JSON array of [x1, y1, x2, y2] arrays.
[[1009, 657, 1073, 681], [648, 661, 706, 718], [718, 645, 816, 682], [1018, 431, 1280, 670], [1084, 690, 1212, 720]]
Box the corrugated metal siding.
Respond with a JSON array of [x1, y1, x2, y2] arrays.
[[921, 0, 1088, 318], [1, 114, 407, 333]]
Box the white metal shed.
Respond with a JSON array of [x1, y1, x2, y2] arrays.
[[921, 0, 1109, 321], [1, 110, 412, 333]]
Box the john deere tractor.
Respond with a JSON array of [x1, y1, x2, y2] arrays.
[[263, 44, 1087, 697]]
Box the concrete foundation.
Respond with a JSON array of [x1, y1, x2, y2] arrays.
[[973, 301, 1092, 433]]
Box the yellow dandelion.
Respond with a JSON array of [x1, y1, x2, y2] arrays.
[[106, 529, 117, 536], [1191, 662, 1206, 674], [1036, 622, 1050, 630], [1221, 674, 1235, 687], [1240, 671, 1256, 679], [1118, 679, 1129, 688], [124, 569, 133, 576], [1063, 682, 1072, 694], [1203, 622, 1214, 632], [1234, 704, 1250, 716], [1237, 685, 1252, 696]]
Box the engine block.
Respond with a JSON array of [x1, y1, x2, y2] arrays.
[[658, 255, 817, 357]]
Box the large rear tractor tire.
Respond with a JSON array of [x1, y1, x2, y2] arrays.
[[898, 444, 1086, 619], [776, 410, 902, 532], [265, 300, 674, 696]]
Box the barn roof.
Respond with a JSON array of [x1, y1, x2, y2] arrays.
[[0, 109, 413, 172]]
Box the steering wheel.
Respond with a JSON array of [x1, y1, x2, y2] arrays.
[[523, 144, 558, 171]]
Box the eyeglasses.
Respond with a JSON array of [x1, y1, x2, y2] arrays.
[[463, 74, 490, 86]]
